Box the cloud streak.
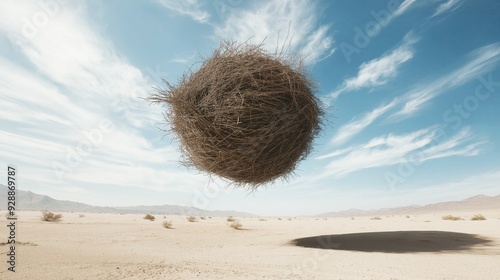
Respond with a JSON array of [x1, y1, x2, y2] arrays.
[[329, 101, 398, 146], [331, 33, 418, 99], [318, 127, 483, 178], [394, 43, 500, 117], [158, 0, 209, 23], [214, 0, 334, 65], [432, 0, 465, 18]]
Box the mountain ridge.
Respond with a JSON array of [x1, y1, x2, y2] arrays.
[[317, 194, 500, 217], [1, 185, 498, 217], [0, 185, 254, 217]]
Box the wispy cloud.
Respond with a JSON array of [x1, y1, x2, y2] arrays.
[[0, 1, 212, 202], [329, 101, 398, 146], [157, 0, 209, 23], [393, 0, 418, 17], [331, 34, 418, 99], [318, 127, 483, 178], [394, 43, 500, 117], [214, 0, 334, 65], [432, 0, 465, 18]]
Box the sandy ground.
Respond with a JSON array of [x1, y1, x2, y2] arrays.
[[1, 210, 499, 279]]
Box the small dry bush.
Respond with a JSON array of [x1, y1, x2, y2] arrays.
[[79, 214, 85, 218], [187, 216, 197, 222], [227, 216, 235, 222], [162, 220, 173, 229], [200, 216, 206, 220], [229, 220, 243, 230], [144, 214, 155, 221], [41, 211, 62, 222], [471, 214, 486, 221], [259, 218, 267, 221], [442, 215, 462, 221], [370, 216, 382, 220]]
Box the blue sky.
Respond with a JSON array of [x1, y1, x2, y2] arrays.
[[0, 0, 499, 216]]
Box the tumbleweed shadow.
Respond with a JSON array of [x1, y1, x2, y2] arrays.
[[290, 231, 494, 253]]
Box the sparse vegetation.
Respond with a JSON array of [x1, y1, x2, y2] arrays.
[[200, 216, 206, 220], [405, 215, 410, 218], [41, 211, 62, 222], [258, 218, 267, 221], [278, 218, 282, 220], [442, 215, 462, 221], [144, 214, 155, 221], [370, 216, 382, 220], [79, 214, 85, 218], [162, 220, 173, 229], [227, 216, 235, 222], [471, 214, 486, 221], [229, 220, 243, 230], [208, 216, 212, 219], [187, 216, 197, 222]]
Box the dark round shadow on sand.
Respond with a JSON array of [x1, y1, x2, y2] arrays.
[[290, 231, 493, 253]]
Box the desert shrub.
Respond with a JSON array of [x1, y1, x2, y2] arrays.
[[259, 218, 267, 221], [187, 216, 197, 222], [200, 216, 206, 220], [229, 220, 243, 230], [442, 215, 462, 221], [370, 216, 382, 220], [41, 211, 62, 222], [227, 216, 235, 222], [144, 214, 155, 221], [79, 214, 85, 218], [471, 214, 486, 221], [162, 220, 173, 229]]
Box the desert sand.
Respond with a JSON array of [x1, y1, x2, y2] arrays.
[[1, 210, 499, 279]]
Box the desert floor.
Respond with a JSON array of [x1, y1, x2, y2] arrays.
[[1, 210, 499, 279]]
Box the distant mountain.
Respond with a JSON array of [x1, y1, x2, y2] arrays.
[[0, 185, 254, 217], [318, 194, 500, 217]]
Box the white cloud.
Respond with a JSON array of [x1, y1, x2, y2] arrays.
[[432, 0, 464, 18], [328, 101, 398, 146], [318, 127, 483, 178], [0, 1, 213, 203], [393, 0, 418, 17], [394, 43, 500, 117], [331, 34, 417, 99], [214, 0, 334, 65], [158, 0, 209, 23]]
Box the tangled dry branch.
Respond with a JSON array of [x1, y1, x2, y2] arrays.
[[149, 42, 323, 188]]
